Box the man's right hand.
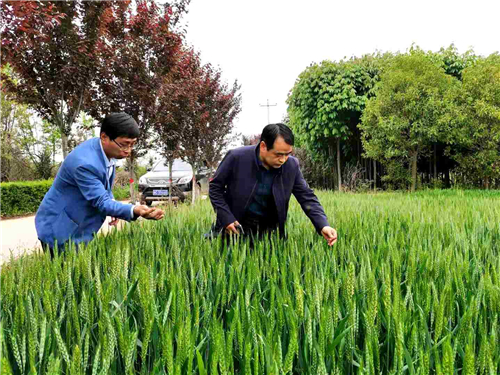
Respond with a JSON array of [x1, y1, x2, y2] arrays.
[[133, 205, 164, 220], [225, 221, 241, 235]]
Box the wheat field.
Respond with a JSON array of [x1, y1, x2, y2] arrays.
[[1, 190, 499, 374]]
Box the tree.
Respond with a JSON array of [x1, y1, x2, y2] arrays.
[[16, 117, 57, 179], [86, 0, 187, 202], [287, 57, 380, 190], [435, 44, 479, 81], [67, 113, 95, 153], [179, 63, 241, 203], [1, 63, 60, 181], [0, 94, 33, 181], [154, 49, 199, 203], [447, 54, 500, 188], [198, 74, 241, 180], [242, 134, 260, 146], [360, 50, 459, 192], [416, 45, 480, 185], [1, 1, 115, 158]]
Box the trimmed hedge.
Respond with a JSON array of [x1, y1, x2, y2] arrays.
[[112, 185, 136, 200], [1, 180, 133, 218], [1, 180, 53, 217]]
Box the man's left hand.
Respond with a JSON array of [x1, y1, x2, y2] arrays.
[[321, 226, 338, 246], [109, 217, 119, 226]]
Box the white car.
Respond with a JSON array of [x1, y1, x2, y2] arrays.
[[139, 159, 195, 205]]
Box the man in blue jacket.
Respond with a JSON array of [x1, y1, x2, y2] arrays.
[[35, 112, 164, 256], [209, 123, 337, 246]]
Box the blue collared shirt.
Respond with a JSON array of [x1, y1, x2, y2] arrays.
[[99, 139, 117, 180], [99, 140, 135, 219]]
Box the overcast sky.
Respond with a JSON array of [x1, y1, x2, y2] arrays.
[[182, 0, 500, 138]]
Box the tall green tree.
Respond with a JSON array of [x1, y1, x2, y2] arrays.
[[0, 95, 32, 181], [419, 45, 480, 184], [360, 50, 459, 192], [287, 57, 380, 190], [448, 54, 500, 188]]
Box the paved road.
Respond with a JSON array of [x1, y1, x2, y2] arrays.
[[1, 210, 128, 264]]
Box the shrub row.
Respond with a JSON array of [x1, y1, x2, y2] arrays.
[[1, 181, 132, 217]]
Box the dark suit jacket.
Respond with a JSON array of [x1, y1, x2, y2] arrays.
[[209, 145, 330, 235]]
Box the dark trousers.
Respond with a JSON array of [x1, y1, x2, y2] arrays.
[[221, 213, 279, 249], [39, 240, 79, 259]]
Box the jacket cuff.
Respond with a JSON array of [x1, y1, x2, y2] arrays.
[[315, 218, 330, 235], [220, 212, 237, 230]]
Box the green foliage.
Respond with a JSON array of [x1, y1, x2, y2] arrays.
[[0, 76, 35, 182], [360, 50, 459, 191], [287, 56, 380, 155], [447, 53, 500, 188], [0, 181, 132, 217], [135, 166, 147, 180], [287, 46, 500, 190], [112, 185, 134, 201], [1, 190, 500, 374], [433, 44, 479, 80], [0, 180, 52, 217]]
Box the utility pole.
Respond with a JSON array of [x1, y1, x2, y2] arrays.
[[259, 99, 277, 124]]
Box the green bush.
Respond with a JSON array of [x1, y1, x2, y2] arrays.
[[0, 180, 53, 217], [1, 180, 133, 217], [112, 185, 134, 200]]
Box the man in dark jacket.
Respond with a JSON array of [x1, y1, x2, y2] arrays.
[[209, 123, 337, 246]]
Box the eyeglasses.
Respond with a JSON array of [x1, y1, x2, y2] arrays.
[[113, 139, 135, 151]]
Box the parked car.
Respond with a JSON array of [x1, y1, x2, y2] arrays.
[[138, 159, 209, 205]]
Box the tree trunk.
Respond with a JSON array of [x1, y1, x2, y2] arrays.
[[168, 160, 173, 204], [368, 158, 372, 183], [52, 139, 56, 167], [61, 133, 69, 159], [191, 166, 197, 204], [484, 177, 490, 190], [444, 169, 451, 188], [433, 144, 437, 180], [410, 151, 418, 193], [428, 153, 432, 184], [129, 153, 136, 203], [337, 138, 342, 191], [327, 142, 333, 191], [373, 159, 377, 190]]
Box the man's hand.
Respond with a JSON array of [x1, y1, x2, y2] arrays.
[[321, 226, 338, 246], [143, 207, 164, 220], [133, 205, 165, 220], [109, 217, 119, 226], [225, 221, 241, 235]]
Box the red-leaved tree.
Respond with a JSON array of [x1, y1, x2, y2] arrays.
[[179, 62, 242, 202], [86, 0, 188, 201], [1, 0, 116, 158]]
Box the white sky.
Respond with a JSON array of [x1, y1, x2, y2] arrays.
[[182, 0, 500, 138]]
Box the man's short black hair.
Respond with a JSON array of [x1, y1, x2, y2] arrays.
[[100, 112, 140, 140], [260, 123, 295, 150]]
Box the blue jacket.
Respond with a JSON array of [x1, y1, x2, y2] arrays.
[[209, 145, 330, 235], [35, 137, 134, 247]]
